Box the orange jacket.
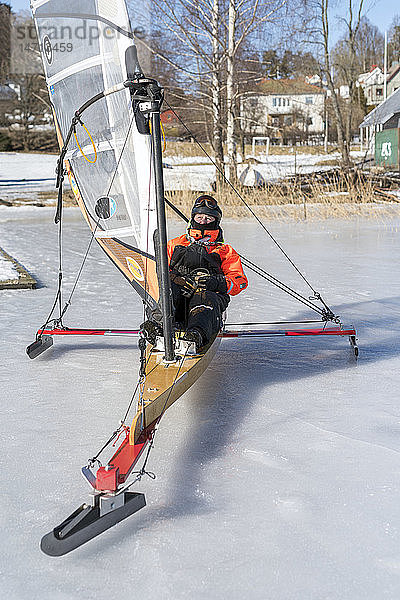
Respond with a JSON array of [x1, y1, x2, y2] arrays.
[[167, 230, 248, 296]]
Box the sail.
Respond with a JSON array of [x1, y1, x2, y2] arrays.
[[31, 0, 160, 313]]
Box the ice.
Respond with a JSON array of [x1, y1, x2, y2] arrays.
[[1, 205, 400, 599]]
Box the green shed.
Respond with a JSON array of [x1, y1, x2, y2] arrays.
[[375, 128, 400, 170]]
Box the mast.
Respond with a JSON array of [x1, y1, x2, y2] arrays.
[[125, 46, 175, 361], [149, 83, 176, 361]]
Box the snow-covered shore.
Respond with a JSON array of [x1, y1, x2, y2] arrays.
[[0, 252, 18, 281], [0, 150, 367, 197]]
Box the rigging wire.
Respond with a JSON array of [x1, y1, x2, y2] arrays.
[[57, 220, 100, 324], [240, 258, 325, 317], [37, 215, 64, 337], [87, 360, 158, 468], [164, 195, 336, 320], [240, 256, 335, 320], [163, 98, 329, 301], [128, 344, 190, 483], [42, 111, 137, 330]]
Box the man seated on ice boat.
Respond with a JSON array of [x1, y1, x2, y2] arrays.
[[142, 196, 248, 352]]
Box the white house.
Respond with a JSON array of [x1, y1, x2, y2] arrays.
[[359, 86, 400, 154], [241, 79, 325, 144], [357, 66, 385, 105], [357, 64, 400, 107], [387, 63, 400, 97]]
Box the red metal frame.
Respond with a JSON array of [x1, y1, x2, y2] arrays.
[[60, 322, 356, 492], [39, 326, 356, 339], [220, 327, 356, 338], [95, 425, 156, 492], [39, 328, 140, 336]]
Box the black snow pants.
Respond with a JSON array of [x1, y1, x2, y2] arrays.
[[171, 282, 229, 344]]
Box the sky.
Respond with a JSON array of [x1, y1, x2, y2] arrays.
[[330, 0, 399, 41], [7, 0, 400, 47]]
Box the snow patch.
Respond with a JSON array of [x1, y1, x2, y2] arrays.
[[0, 253, 18, 281]]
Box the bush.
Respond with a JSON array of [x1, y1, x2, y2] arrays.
[[0, 129, 59, 153], [0, 130, 13, 151]]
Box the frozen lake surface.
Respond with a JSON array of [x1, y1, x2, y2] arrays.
[[1, 206, 400, 599]]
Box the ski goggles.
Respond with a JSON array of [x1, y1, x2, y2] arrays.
[[193, 196, 219, 209]]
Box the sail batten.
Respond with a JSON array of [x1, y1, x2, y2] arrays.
[[46, 55, 112, 86], [31, 0, 160, 312]]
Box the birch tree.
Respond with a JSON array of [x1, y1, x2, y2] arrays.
[[131, 0, 226, 180], [211, 0, 225, 184], [297, 0, 366, 167], [321, 0, 350, 166], [133, 0, 285, 186], [225, 0, 285, 181]]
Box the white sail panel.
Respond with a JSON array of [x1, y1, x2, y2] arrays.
[[31, 0, 160, 309]]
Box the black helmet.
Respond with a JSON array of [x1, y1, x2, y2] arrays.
[[191, 195, 222, 225]]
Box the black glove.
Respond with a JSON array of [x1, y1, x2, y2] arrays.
[[181, 275, 198, 297], [196, 273, 227, 294], [170, 272, 198, 298]]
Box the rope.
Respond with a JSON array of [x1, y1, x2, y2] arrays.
[[131, 345, 190, 480], [45, 111, 137, 326], [87, 424, 127, 469], [61, 112, 135, 315], [122, 361, 158, 424], [163, 99, 322, 296], [87, 359, 159, 468], [37, 213, 64, 336], [239, 256, 326, 318], [98, 344, 190, 485]]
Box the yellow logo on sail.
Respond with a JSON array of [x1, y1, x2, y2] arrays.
[[70, 175, 79, 197], [126, 257, 144, 282]]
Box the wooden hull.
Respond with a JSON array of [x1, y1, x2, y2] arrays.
[[129, 334, 221, 444], [95, 334, 220, 491]]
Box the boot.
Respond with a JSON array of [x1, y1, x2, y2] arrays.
[[183, 328, 204, 352]]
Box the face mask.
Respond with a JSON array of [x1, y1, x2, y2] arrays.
[[190, 217, 219, 231]]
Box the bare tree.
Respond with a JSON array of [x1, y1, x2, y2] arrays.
[[211, 0, 225, 183], [337, 0, 365, 148], [132, 0, 227, 180], [388, 15, 400, 65], [319, 0, 350, 166], [225, 0, 285, 181], [295, 0, 366, 167], [355, 17, 384, 72], [8, 74, 50, 150], [132, 0, 286, 187], [226, 0, 236, 180]]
